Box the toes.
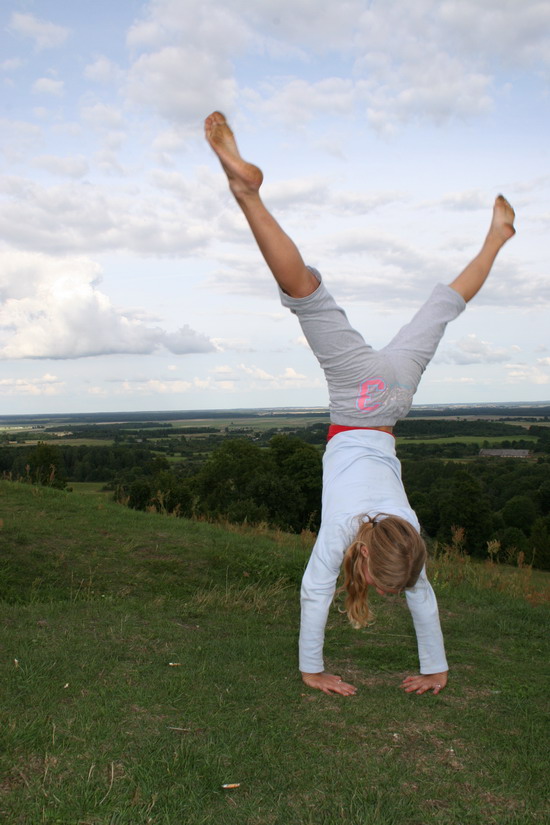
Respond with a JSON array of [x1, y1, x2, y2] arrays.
[[205, 112, 226, 132]]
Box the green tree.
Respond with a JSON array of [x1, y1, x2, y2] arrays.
[[536, 481, 550, 515], [408, 490, 438, 536], [128, 479, 152, 511], [529, 517, 550, 570], [151, 471, 193, 517], [25, 442, 66, 488], [493, 526, 529, 564], [501, 495, 537, 534], [194, 439, 269, 519], [437, 470, 493, 556], [269, 435, 322, 530]]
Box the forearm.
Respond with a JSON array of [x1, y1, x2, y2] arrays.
[[405, 569, 448, 674], [299, 528, 344, 673], [299, 588, 333, 674]]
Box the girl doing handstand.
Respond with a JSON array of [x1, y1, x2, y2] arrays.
[[205, 111, 516, 698]]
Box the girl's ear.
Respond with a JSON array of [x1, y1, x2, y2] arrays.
[[359, 543, 368, 558]]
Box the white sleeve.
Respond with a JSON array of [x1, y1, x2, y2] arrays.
[[404, 566, 448, 674], [299, 523, 347, 673]]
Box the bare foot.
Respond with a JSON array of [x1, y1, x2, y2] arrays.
[[204, 111, 263, 198], [489, 194, 516, 244]]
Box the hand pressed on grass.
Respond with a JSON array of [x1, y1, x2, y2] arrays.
[[301, 671, 357, 696], [401, 671, 448, 695]]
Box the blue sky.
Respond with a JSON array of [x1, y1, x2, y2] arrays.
[[1, 0, 549, 414]]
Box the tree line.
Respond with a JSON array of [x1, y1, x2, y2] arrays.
[[3, 424, 550, 569]]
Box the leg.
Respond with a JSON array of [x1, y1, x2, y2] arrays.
[[205, 112, 382, 429], [449, 195, 515, 302], [205, 112, 318, 298]]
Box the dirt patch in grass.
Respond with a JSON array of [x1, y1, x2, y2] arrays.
[[2, 753, 59, 793]]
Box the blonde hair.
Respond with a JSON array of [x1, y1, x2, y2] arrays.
[[340, 514, 427, 629]]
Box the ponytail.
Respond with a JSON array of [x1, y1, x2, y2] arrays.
[[340, 514, 427, 629]]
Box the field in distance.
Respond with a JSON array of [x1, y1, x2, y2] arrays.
[[2, 402, 550, 445]]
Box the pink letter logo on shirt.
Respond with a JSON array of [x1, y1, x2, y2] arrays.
[[356, 378, 385, 412]]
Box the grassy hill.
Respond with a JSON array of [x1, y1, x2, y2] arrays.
[[1, 481, 549, 825]]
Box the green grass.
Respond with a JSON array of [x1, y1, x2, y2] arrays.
[[1, 481, 549, 825], [167, 415, 329, 430], [3, 438, 116, 447], [67, 482, 110, 495], [396, 435, 538, 446]]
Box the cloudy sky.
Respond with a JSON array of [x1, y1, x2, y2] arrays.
[[1, 0, 549, 415]]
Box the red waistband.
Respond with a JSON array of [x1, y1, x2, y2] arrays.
[[327, 424, 395, 442]]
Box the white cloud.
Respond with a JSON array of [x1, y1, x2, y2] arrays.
[[32, 78, 65, 97], [262, 177, 329, 209], [163, 328, 215, 355], [505, 364, 550, 385], [84, 56, 121, 84], [440, 0, 550, 69], [250, 68, 490, 133], [151, 129, 188, 165], [238, 362, 321, 390], [252, 78, 356, 126], [204, 195, 548, 310], [0, 250, 215, 359], [9, 12, 69, 51], [332, 191, 405, 216], [437, 190, 489, 211], [122, 0, 257, 127], [239, 364, 273, 381], [126, 45, 237, 124], [0, 119, 43, 163], [1, 58, 24, 72], [469, 263, 550, 308], [109, 375, 240, 394], [0, 374, 64, 396], [127, 0, 250, 53], [118, 378, 193, 394], [81, 104, 126, 131], [239, 0, 549, 132], [510, 176, 550, 196], [212, 338, 254, 353], [93, 146, 129, 177], [0, 176, 213, 255], [364, 60, 492, 134], [331, 231, 439, 276], [31, 155, 89, 179], [205, 256, 280, 298], [227, 175, 402, 218], [113, 0, 550, 136], [150, 169, 194, 198], [427, 376, 476, 385], [234, 0, 366, 52], [192, 376, 236, 391], [32, 108, 50, 120], [437, 334, 515, 365]]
